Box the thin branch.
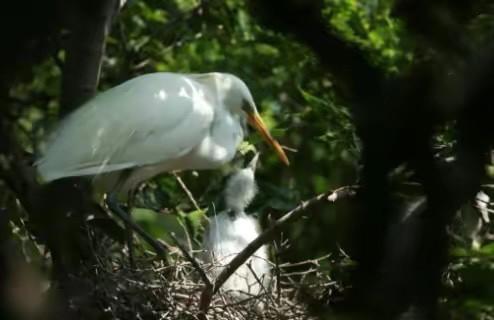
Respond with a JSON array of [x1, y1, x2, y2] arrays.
[[278, 253, 331, 268], [246, 262, 276, 307], [169, 231, 212, 288], [198, 185, 357, 315], [173, 172, 201, 212], [172, 172, 199, 252], [270, 217, 282, 304]]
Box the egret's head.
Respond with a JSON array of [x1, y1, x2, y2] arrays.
[[224, 153, 260, 213], [222, 74, 290, 166]]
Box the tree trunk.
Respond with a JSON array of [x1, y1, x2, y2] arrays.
[[60, 0, 119, 113]]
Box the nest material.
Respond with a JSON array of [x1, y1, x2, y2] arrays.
[[75, 239, 335, 320]]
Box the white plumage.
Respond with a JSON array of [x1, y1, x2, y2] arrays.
[[203, 154, 271, 300], [205, 212, 270, 297], [35, 72, 288, 194], [223, 167, 258, 213]]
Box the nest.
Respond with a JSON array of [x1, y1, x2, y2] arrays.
[[75, 238, 336, 320]]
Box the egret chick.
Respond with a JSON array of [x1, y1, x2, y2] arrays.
[[203, 153, 271, 301]]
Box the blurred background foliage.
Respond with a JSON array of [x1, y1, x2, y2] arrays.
[[2, 0, 494, 318]]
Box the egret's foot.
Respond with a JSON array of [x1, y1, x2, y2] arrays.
[[125, 189, 137, 270], [105, 192, 119, 209]]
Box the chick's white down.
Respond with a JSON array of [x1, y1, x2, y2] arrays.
[[203, 158, 270, 299], [35, 72, 288, 195]]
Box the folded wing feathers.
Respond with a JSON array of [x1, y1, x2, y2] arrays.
[[36, 73, 214, 182]]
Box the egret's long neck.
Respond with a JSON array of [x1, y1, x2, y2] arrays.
[[196, 72, 249, 111], [179, 73, 246, 169], [190, 73, 239, 107], [183, 107, 244, 169], [209, 109, 244, 160]]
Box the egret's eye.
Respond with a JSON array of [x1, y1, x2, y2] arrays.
[[241, 100, 256, 114]]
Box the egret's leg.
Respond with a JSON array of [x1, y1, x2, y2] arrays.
[[105, 192, 170, 262], [105, 170, 137, 269], [105, 190, 136, 269], [105, 192, 120, 210], [125, 187, 137, 269]]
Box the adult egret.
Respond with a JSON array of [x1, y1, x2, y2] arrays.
[[35, 72, 289, 197], [203, 153, 271, 302]]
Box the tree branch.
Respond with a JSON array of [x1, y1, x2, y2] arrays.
[[173, 172, 201, 212], [169, 232, 211, 288]]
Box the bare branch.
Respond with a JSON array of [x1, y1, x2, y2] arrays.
[[278, 254, 331, 268], [173, 172, 201, 212], [169, 232, 212, 288], [246, 262, 276, 307]]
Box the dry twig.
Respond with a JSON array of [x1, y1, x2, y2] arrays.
[[173, 172, 201, 211], [169, 231, 212, 288]]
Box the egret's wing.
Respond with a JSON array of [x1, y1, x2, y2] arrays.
[[36, 73, 215, 181]]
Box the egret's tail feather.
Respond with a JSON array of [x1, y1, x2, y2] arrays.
[[35, 158, 134, 182]]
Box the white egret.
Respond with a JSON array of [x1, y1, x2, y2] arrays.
[[203, 153, 271, 302], [35, 72, 289, 197]]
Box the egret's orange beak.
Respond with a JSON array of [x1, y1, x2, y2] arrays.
[[247, 112, 290, 166]]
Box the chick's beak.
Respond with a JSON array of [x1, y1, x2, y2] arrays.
[[248, 152, 260, 170], [246, 112, 290, 166]]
